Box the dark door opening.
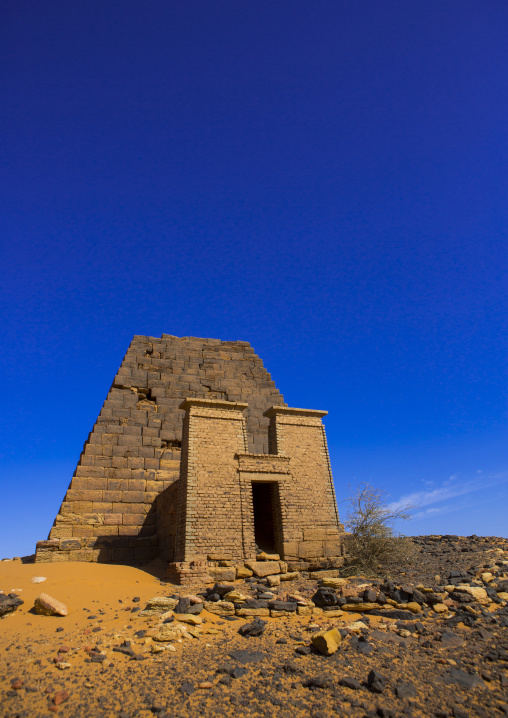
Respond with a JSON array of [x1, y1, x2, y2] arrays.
[[251, 482, 279, 554]]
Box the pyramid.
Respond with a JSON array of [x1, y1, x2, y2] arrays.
[[36, 334, 345, 579]]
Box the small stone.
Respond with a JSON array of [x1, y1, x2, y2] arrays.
[[179, 682, 195, 696], [339, 676, 361, 690], [31, 577, 47, 584], [303, 675, 334, 690], [280, 572, 300, 581], [364, 589, 377, 603], [395, 682, 417, 698], [198, 681, 213, 689], [267, 575, 281, 587], [367, 669, 388, 693], [236, 566, 254, 579], [238, 618, 267, 637], [55, 662, 71, 670], [53, 690, 70, 705], [433, 603, 448, 613], [11, 679, 23, 690], [296, 645, 312, 656]]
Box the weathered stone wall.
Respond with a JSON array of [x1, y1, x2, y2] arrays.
[[173, 399, 250, 563], [265, 407, 343, 562], [170, 400, 344, 573], [36, 335, 284, 564]]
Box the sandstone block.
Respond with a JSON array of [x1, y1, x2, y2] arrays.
[[453, 586, 488, 601], [34, 593, 68, 616], [322, 609, 344, 617], [59, 539, 82, 551], [298, 541, 323, 559], [319, 577, 347, 588], [324, 539, 344, 557], [280, 571, 300, 581], [236, 566, 253, 579], [432, 603, 448, 613], [267, 575, 281, 587], [297, 605, 312, 616], [245, 560, 281, 577], [257, 552, 280, 561], [311, 627, 342, 656], [208, 567, 236, 582], [235, 607, 270, 617], [204, 601, 235, 616], [282, 542, 299, 559], [310, 569, 343, 579], [303, 528, 327, 541], [342, 603, 379, 612]]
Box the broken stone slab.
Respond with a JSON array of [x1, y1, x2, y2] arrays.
[[321, 609, 344, 617], [256, 552, 280, 561], [341, 602, 381, 612], [286, 592, 315, 607], [311, 627, 342, 656], [244, 560, 281, 578], [280, 572, 300, 581], [173, 614, 202, 625], [34, 593, 68, 617], [448, 586, 488, 601], [268, 600, 297, 612], [267, 575, 281, 587], [208, 568, 236, 582], [152, 626, 188, 642], [223, 590, 251, 603], [204, 600, 235, 616], [235, 607, 270, 617], [309, 569, 343, 580], [236, 566, 253, 579], [139, 596, 179, 616], [319, 577, 347, 589]]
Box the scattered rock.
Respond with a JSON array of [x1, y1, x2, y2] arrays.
[[395, 682, 417, 698], [34, 593, 68, 616], [238, 618, 267, 637], [0, 593, 24, 617], [340, 676, 362, 690], [53, 690, 69, 705], [368, 670, 388, 693], [311, 627, 342, 656]]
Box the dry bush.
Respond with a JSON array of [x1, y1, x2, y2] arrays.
[[342, 483, 417, 576]]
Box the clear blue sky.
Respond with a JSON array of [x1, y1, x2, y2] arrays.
[[1, 1, 507, 558]]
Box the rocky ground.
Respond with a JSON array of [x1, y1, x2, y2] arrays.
[[1, 535, 507, 718]]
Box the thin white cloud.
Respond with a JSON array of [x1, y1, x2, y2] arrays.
[[388, 471, 508, 514]]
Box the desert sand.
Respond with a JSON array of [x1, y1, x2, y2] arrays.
[[1, 536, 507, 718]]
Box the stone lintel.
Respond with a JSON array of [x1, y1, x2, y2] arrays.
[[179, 398, 249, 412], [263, 405, 328, 419], [236, 453, 291, 474]]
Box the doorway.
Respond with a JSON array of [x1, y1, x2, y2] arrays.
[[251, 481, 280, 555]]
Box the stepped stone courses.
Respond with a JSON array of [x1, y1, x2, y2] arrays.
[[36, 334, 345, 579]]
